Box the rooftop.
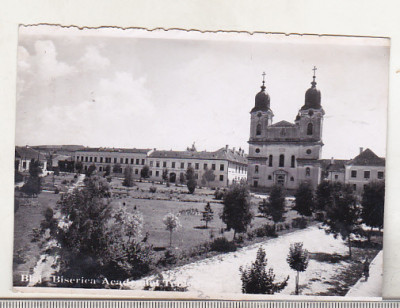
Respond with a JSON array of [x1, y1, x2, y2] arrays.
[[76, 147, 151, 154], [347, 148, 385, 167]]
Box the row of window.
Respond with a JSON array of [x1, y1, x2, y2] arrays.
[[350, 170, 384, 180], [149, 161, 226, 171], [77, 156, 146, 165]]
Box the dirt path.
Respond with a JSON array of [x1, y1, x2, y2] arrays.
[[127, 225, 358, 296], [346, 250, 383, 297]]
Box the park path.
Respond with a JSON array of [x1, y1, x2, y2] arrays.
[[346, 250, 383, 298], [27, 174, 86, 286], [127, 225, 355, 296]]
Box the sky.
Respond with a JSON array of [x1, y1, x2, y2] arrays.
[[15, 26, 390, 159]]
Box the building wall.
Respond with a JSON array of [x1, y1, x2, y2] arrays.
[[326, 171, 346, 183], [248, 143, 321, 190], [75, 151, 148, 178], [345, 165, 385, 193], [147, 157, 245, 188]]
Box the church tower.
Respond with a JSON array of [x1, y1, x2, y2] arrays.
[[295, 66, 325, 143], [249, 72, 274, 140], [247, 68, 325, 191]]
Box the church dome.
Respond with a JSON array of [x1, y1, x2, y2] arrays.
[[301, 68, 322, 110], [251, 84, 271, 113]]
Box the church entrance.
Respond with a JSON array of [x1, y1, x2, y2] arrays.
[[169, 172, 176, 183], [274, 170, 287, 187]]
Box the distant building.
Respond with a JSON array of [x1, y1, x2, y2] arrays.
[[74, 148, 152, 177], [147, 145, 247, 187], [247, 69, 324, 191], [322, 148, 385, 193], [344, 148, 385, 193], [15, 146, 47, 173]]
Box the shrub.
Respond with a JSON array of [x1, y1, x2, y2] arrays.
[[61, 179, 68, 185], [254, 224, 277, 238], [240, 247, 289, 294], [214, 188, 225, 200], [285, 223, 291, 230], [149, 186, 157, 193], [74, 174, 78, 179], [54, 188, 60, 194], [210, 237, 237, 252], [292, 217, 308, 229], [157, 249, 177, 267], [314, 211, 325, 222], [106, 176, 112, 183]]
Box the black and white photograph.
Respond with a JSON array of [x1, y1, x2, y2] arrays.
[[13, 25, 388, 297]]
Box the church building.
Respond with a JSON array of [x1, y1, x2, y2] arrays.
[[247, 69, 324, 191]]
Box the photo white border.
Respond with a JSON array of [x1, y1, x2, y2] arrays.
[[1, 0, 399, 300]]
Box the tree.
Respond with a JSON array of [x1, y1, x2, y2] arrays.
[[293, 182, 314, 217], [55, 175, 152, 282], [201, 202, 214, 228], [221, 183, 253, 239], [201, 168, 215, 187], [324, 183, 359, 258], [315, 181, 332, 211], [287, 242, 309, 295], [186, 166, 197, 194], [21, 159, 42, 196], [240, 247, 289, 294], [123, 166, 134, 187], [163, 213, 181, 247], [259, 185, 286, 228], [29, 158, 42, 177], [86, 164, 96, 177], [140, 165, 150, 179], [104, 165, 111, 177], [162, 168, 169, 183], [112, 163, 122, 174], [361, 181, 385, 237], [75, 161, 83, 174]]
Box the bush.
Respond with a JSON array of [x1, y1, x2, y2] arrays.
[[210, 237, 237, 252], [74, 174, 78, 179], [314, 211, 325, 222], [54, 188, 60, 194], [285, 223, 291, 230], [292, 217, 308, 229], [254, 224, 277, 238], [240, 247, 289, 294], [149, 186, 157, 193], [61, 179, 68, 185], [214, 188, 225, 200], [157, 249, 177, 267]]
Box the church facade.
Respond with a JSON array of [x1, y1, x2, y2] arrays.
[[247, 70, 324, 191]]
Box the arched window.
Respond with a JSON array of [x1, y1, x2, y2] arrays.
[[279, 154, 285, 167], [269, 155, 273, 167], [307, 123, 313, 135], [305, 167, 311, 177], [291, 155, 295, 168], [256, 123, 262, 136], [255, 165, 259, 174]]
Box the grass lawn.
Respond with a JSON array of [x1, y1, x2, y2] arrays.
[[110, 180, 302, 256]]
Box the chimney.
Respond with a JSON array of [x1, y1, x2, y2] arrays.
[[225, 145, 229, 151], [359, 147, 364, 154], [233, 147, 236, 153], [331, 157, 334, 164]]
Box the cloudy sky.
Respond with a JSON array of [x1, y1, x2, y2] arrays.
[[16, 26, 389, 159]]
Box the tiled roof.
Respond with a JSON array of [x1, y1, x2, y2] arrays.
[[76, 147, 151, 154], [347, 148, 385, 167], [149, 148, 248, 165], [271, 120, 296, 128], [15, 146, 46, 161]]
